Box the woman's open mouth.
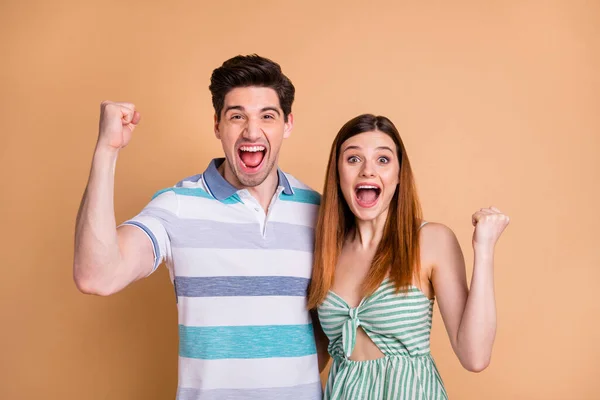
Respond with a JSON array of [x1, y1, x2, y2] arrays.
[[354, 184, 381, 208]]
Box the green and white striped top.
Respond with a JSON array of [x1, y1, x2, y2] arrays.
[[318, 272, 448, 399]]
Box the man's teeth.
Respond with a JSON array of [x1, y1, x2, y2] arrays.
[[239, 146, 265, 152]]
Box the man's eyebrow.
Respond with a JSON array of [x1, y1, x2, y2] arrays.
[[261, 107, 281, 116], [224, 105, 245, 114], [223, 106, 281, 116]]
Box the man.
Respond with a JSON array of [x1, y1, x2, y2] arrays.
[[73, 54, 327, 399]]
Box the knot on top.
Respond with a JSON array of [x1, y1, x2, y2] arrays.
[[348, 307, 360, 326]]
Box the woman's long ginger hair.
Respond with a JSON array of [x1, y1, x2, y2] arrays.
[[307, 114, 423, 309]]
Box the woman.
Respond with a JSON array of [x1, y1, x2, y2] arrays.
[[307, 114, 509, 399]]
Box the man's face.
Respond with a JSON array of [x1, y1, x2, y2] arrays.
[[214, 86, 293, 188]]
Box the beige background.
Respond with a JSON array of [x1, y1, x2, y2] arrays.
[[1, 0, 599, 399]]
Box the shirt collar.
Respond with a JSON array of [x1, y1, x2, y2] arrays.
[[202, 158, 294, 202]]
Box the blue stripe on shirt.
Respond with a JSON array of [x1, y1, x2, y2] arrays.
[[174, 276, 310, 297], [280, 188, 321, 205], [179, 323, 317, 359]]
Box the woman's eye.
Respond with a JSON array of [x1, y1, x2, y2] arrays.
[[348, 156, 360, 163], [378, 157, 390, 164]]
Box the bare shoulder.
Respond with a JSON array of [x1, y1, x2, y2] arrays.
[[420, 222, 458, 246], [419, 222, 463, 267]]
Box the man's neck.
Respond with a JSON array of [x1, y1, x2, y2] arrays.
[[219, 161, 280, 212]]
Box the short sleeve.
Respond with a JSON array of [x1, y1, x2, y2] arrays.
[[120, 189, 179, 276]]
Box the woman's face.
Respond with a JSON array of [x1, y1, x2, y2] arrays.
[[338, 130, 400, 222]]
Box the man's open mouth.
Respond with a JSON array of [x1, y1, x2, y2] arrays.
[[238, 145, 267, 172]]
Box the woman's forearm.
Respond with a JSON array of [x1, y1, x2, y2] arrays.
[[456, 245, 496, 372]]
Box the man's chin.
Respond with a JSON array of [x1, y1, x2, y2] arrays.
[[236, 171, 270, 188], [234, 162, 276, 188]]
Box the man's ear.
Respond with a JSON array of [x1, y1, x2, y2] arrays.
[[214, 114, 221, 139], [283, 113, 294, 139]]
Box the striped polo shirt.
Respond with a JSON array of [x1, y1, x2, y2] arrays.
[[122, 158, 322, 400]]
